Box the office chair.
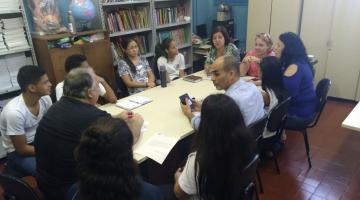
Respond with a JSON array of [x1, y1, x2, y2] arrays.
[[0, 173, 41, 200], [248, 115, 268, 193], [260, 97, 291, 174], [286, 79, 331, 168]]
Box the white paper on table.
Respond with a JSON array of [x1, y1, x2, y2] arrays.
[[128, 96, 152, 104], [116, 100, 141, 110], [135, 133, 180, 164]]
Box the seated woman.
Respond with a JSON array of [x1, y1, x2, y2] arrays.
[[118, 38, 156, 95], [240, 33, 275, 77], [73, 116, 163, 200], [275, 32, 317, 129], [259, 56, 288, 139], [204, 26, 239, 75], [157, 38, 186, 81], [174, 94, 257, 200]]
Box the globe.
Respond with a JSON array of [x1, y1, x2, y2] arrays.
[[70, 0, 96, 22]]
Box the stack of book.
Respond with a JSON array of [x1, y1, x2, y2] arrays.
[[158, 28, 187, 46], [1, 17, 29, 51], [156, 6, 186, 25], [105, 7, 149, 33], [0, 52, 30, 93], [0, 0, 20, 12]]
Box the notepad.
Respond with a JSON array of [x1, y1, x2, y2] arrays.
[[135, 133, 180, 164], [116, 96, 152, 110]]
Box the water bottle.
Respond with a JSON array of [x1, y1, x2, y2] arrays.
[[68, 10, 76, 34], [160, 65, 167, 87]]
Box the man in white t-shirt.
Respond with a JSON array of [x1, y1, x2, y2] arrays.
[[0, 65, 52, 176], [55, 54, 117, 103]]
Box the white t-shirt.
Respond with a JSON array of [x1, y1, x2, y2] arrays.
[[0, 94, 52, 153], [55, 81, 106, 101], [178, 152, 199, 200], [157, 53, 185, 80]]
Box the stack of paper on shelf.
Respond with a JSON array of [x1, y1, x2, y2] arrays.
[[1, 17, 29, 51], [0, 58, 12, 93], [4, 52, 27, 88], [0, 20, 6, 53], [0, 0, 20, 12]]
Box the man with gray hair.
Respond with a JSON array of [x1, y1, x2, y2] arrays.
[[34, 67, 143, 200], [181, 55, 265, 129]]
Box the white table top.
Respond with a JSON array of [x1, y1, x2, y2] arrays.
[[99, 71, 220, 162], [342, 102, 360, 132]]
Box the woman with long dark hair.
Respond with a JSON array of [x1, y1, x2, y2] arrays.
[[75, 117, 163, 200], [260, 56, 288, 140], [174, 94, 257, 200], [118, 38, 156, 95], [275, 32, 316, 128]]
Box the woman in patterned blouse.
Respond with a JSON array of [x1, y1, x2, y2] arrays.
[[118, 38, 156, 95], [204, 26, 239, 75]]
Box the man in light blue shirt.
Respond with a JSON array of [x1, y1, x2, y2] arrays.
[[181, 55, 265, 129]]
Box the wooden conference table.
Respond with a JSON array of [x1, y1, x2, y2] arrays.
[[342, 102, 360, 132], [99, 71, 218, 163]]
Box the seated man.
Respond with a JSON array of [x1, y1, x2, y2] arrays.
[[55, 54, 117, 103], [0, 65, 52, 176], [35, 67, 143, 200], [181, 55, 265, 128]]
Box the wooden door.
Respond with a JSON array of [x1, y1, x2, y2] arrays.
[[246, 0, 272, 51], [325, 0, 360, 100], [300, 0, 336, 85], [270, 0, 302, 42]]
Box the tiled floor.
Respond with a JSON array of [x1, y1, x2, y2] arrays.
[[258, 99, 360, 200], [0, 99, 359, 200]]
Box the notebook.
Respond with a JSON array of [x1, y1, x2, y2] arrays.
[[116, 96, 153, 110], [183, 75, 203, 83]]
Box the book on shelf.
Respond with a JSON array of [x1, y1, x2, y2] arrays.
[[116, 96, 153, 110], [158, 28, 188, 46], [105, 7, 149, 33], [156, 6, 186, 26]]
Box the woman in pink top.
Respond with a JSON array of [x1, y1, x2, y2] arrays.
[[240, 33, 275, 82]]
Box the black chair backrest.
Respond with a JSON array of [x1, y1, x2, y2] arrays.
[[151, 43, 163, 81], [0, 173, 40, 200], [249, 115, 268, 141], [309, 78, 331, 127], [240, 154, 260, 200], [267, 97, 292, 133], [114, 65, 129, 98]]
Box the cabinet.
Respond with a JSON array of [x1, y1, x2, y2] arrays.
[[32, 29, 116, 91], [246, 0, 302, 51], [300, 0, 360, 100], [99, 0, 193, 68], [0, 0, 36, 95]]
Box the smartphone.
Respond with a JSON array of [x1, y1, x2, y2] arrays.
[[179, 93, 194, 109]]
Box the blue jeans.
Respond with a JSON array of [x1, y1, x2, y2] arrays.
[[7, 151, 36, 177], [285, 113, 315, 130]]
